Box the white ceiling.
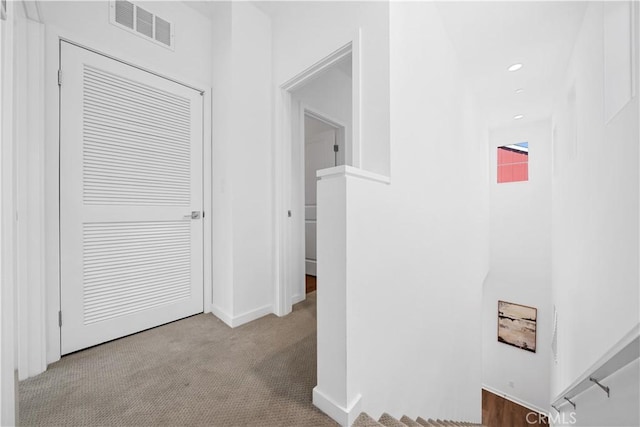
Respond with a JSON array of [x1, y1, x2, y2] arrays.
[[182, 1, 216, 21], [436, 1, 588, 129], [184, 1, 588, 130]]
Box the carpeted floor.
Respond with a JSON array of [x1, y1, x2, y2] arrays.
[[19, 292, 337, 427]]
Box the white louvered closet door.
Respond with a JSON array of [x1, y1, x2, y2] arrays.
[[60, 42, 203, 354]]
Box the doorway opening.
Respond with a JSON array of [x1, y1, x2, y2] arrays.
[[284, 51, 353, 308], [302, 112, 346, 293]]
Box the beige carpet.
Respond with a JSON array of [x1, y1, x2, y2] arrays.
[[19, 292, 337, 427]]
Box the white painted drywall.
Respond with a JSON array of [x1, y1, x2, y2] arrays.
[[269, 1, 390, 175], [553, 359, 639, 427], [550, 0, 639, 419], [314, 2, 490, 423], [210, 1, 274, 325], [36, 0, 214, 366], [229, 2, 273, 321], [210, 1, 234, 322], [304, 118, 336, 277], [482, 120, 552, 413], [39, 1, 213, 85], [315, 169, 349, 424]]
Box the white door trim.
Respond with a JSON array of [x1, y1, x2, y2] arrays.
[[273, 34, 360, 316], [40, 30, 213, 366], [1, 0, 18, 423], [15, 8, 47, 380], [304, 106, 347, 168]]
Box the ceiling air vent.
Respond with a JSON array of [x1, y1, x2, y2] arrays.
[[135, 6, 153, 38], [114, 0, 134, 29], [154, 16, 172, 47], [109, 0, 174, 50]]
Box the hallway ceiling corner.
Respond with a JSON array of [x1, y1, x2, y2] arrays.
[[436, 1, 589, 129]]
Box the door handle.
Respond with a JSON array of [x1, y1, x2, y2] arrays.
[[184, 211, 201, 219]]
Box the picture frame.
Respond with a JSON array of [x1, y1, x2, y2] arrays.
[[497, 300, 537, 353]]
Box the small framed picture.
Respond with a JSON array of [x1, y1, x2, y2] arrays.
[[497, 300, 537, 353]]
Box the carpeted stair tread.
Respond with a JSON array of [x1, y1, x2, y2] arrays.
[[416, 416, 437, 426], [399, 415, 423, 427], [378, 412, 408, 427], [358, 413, 481, 427], [352, 412, 385, 427]]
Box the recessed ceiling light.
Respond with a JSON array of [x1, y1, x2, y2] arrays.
[[515, 88, 524, 94], [513, 114, 524, 120], [508, 63, 523, 72]]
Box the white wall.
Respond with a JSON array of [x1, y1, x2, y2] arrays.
[[228, 2, 273, 321], [270, 1, 390, 175], [554, 359, 640, 427], [315, 2, 490, 423], [35, 0, 214, 366], [550, 0, 639, 422], [210, 1, 274, 326], [482, 120, 552, 412], [210, 1, 234, 322], [303, 119, 335, 278], [40, 1, 213, 85]]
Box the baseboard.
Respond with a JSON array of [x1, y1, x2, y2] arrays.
[[482, 384, 548, 415], [291, 294, 305, 305], [210, 305, 234, 327], [231, 304, 273, 327], [312, 386, 362, 426], [305, 259, 317, 276], [210, 304, 273, 328]]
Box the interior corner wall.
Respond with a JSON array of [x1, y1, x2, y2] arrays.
[[337, 2, 489, 421], [550, 0, 639, 419], [229, 2, 273, 320], [210, 1, 234, 321], [211, 1, 273, 325], [270, 1, 390, 176], [482, 120, 552, 413]]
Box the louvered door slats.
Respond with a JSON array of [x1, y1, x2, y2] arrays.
[[60, 42, 203, 354]]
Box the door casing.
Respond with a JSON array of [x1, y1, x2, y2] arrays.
[[58, 40, 206, 354], [38, 34, 213, 366], [273, 37, 359, 317]]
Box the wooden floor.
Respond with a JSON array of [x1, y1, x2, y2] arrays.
[[482, 389, 548, 427], [305, 275, 316, 293]]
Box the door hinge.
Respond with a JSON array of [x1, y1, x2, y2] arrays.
[[58, 310, 62, 327], [334, 144, 339, 153], [57, 69, 62, 86], [202, 211, 205, 218]]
